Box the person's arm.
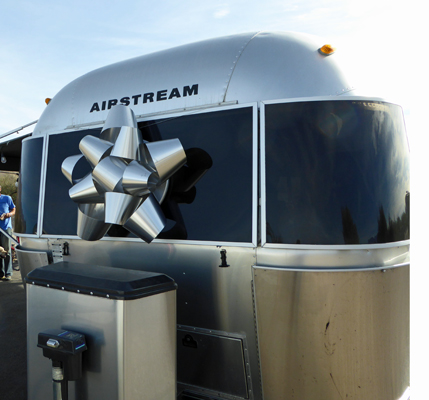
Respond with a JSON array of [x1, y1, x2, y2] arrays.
[[1, 207, 15, 220]]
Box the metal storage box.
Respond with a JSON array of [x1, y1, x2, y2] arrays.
[[26, 262, 177, 400]]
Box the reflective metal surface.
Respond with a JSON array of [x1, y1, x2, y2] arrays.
[[110, 126, 142, 160], [124, 194, 166, 242], [79, 135, 112, 168], [142, 139, 187, 183], [77, 203, 110, 241], [61, 105, 187, 243], [104, 192, 142, 225], [27, 284, 176, 400], [61, 154, 84, 184], [256, 242, 410, 269], [122, 160, 156, 197], [32, 32, 359, 137], [92, 156, 128, 192], [19, 31, 410, 400], [253, 264, 410, 400], [20, 236, 261, 399], [100, 101, 139, 143], [69, 173, 104, 203], [15, 247, 49, 280]]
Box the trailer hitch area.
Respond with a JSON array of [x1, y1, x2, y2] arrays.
[[182, 334, 198, 349]]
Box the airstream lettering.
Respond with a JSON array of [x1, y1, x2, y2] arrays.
[[89, 84, 199, 112], [14, 32, 409, 400]]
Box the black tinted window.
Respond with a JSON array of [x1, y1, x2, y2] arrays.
[[265, 101, 410, 245], [141, 107, 254, 242], [43, 130, 99, 235], [15, 137, 44, 234], [42, 107, 254, 242]]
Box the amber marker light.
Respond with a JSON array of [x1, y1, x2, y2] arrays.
[[45, 98, 52, 105], [319, 44, 336, 55]]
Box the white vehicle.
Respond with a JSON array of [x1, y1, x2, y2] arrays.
[[7, 32, 410, 400]]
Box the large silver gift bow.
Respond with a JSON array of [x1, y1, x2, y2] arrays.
[[61, 105, 186, 242]]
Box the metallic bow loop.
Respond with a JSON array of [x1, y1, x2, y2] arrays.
[[110, 126, 143, 161], [104, 192, 143, 225], [61, 154, 85, 185], [100, 103, 138, 143], [79, 136, 113, 168], [122, 160, 158, 197], [92, 156, 128, 194], [77, 203, 111, 241], [139, 139, 186, 184], [62, 105, 187, 243], [124, 195, 167, 243], [69, 174, 105, 204]]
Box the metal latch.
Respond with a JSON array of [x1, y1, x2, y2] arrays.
[[219, 249, 230, 268], [47, 339, 60, 348]]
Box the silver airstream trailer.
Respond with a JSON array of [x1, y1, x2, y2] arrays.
[[15, 32, 409, 400]]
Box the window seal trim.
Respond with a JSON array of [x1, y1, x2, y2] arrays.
[[36, 234, 257, 248], [260, 102, 267, 246], [37, 135, 49, 238], [261, 239, 410, 251], [253, 260, 410, 272], [261, 95, 402, 107]]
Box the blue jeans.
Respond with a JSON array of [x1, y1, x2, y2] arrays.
[[1, 228, 12, 277]]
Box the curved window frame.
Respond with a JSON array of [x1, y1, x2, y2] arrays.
[[260, 96, 410, 250], [15, 135, 47, 238], [38, 102, 259, 247]]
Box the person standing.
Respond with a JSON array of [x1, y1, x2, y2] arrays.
[[0, 185, 15, 281]]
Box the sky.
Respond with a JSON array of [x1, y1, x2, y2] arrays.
[[0, 0, 423, 135], [0, 0, 425, 396]]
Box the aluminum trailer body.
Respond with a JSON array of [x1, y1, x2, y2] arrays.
[[16, 32, 410, 400]]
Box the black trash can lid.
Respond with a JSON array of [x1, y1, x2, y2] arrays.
[[25, 262, 177, 300]]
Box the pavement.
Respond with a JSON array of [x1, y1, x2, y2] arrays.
[[0, 260, 27, 400]]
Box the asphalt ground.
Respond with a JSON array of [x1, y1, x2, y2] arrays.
[[0, 260, 27, 400]]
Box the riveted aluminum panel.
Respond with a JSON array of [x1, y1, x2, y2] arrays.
[[253, 264, 409, 400], [224, 31, 357, 104], [32, 32, 360, 137], [21, 236, 262, 399], [33, 33, 258, 136]]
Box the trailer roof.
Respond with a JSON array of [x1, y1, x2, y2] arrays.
[[32, 31, 358, 136]]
